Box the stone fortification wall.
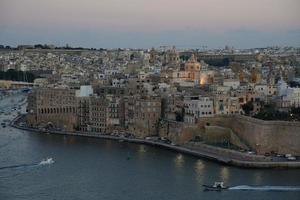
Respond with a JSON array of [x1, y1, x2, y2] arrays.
[[198, 115, 300, 155], [203, 125, 249, 150], [161, 120, 197, 144]]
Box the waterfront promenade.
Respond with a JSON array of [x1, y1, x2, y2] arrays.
[[10, 115, 300, 169]]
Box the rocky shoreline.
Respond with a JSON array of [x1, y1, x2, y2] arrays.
[[10, 115, 300, 169]]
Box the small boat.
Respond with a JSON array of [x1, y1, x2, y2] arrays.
[[203, 182, 228, 191], [39, 158, 55, 165]]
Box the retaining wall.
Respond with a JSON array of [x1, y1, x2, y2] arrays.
[[198, 115, 300, 155]]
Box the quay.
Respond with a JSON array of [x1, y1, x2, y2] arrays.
[[10, 115, 300, 169]]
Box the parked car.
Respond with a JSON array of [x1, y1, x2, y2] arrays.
[[287, 156, 296, 161]]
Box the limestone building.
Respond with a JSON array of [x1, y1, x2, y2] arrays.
[[184, 96, 214, 124], [182, 54, 201, 82], [163, 46, 180, 68], [128, 95, 162, 138], [26, 88, 77, 131]]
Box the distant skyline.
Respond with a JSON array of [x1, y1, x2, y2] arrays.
[[1, 0, 300, 48]]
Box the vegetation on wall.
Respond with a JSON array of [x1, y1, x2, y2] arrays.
[[253, 103, 300, 121], [203, 58, 230, 67]]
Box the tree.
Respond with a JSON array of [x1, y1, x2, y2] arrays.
[[130, 54, 134, 60], [204, 58, 230, 67], [0, 69, 38, 82], [290, 107, 300, 121], [295, 66, 300, 77], [180, 55, 189, 61], [34, 44, 43, 49], [253, 103, 294, 121], [242, 101, 254, 115]]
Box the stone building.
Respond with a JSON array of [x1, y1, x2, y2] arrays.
[[163, 46, 180, 68], [182, 54, 201, 82], [77, 96, 90, 131], [149, 48, 159, 65], [26, 88, 77, 131], [77, 94, 124, 134], [276, 79, 300, 108], [88, 96, 108, 133], [161, 54, 202, 85], [164, 95, 184, 121], [128, 95, 162, 138], [106, 95, 124, 132], [214, 94, 240, 115], [94, 86, 125, 97], [184, 96, 214, 124], [76, 85, 94, 132], [125, 77, 155, 95]]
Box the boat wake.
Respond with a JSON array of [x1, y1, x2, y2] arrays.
[[0, 158, 54, 170], [229, 185, 300, 191]]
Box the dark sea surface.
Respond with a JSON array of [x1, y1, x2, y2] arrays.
[[1, 93, 300, 200]]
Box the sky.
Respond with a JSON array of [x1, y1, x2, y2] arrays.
[[0, 0, 300, 49]]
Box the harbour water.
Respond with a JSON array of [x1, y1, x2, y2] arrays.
[[1, 93, 300, 200]]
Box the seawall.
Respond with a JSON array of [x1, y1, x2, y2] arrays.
[[198, 115, 300, 155], [10, 115, 300, 169]]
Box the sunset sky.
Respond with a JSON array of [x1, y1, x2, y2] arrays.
[[0, 0, 299, 48]]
